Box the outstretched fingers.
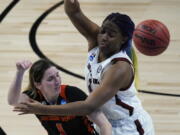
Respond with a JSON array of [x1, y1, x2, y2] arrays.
[[13, 103, 30, 115]]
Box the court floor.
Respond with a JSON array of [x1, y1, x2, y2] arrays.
[[0, 0, 180, 135]]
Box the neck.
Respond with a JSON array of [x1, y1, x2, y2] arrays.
[[43, 92, 59, 105], [98, 52, 105, 62], [98, 50, 119, 62]]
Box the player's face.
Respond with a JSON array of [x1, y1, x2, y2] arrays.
[[37, 66, 61, 100], [97, 20, 126, 56]]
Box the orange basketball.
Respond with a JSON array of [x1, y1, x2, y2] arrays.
[[133, 19, 170, 56]]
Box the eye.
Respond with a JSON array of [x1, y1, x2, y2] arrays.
[[47, 76, 53, 81], [108, 33, 114, 37], [99, 29, 106, 34], [56, 73, 60, 77], [109, 30, 118, 38]]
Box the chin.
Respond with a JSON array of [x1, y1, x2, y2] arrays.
[[99, 46, 107, 51], [55, 88, 60, 92], [53, 90, 59, 97], [100, 47, 110, 53]]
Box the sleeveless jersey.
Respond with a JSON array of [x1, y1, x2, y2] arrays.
[[85, 47, 143, 120], [24, 85, 98, 135]]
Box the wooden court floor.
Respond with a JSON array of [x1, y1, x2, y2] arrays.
[[0, 0, 180, 135]]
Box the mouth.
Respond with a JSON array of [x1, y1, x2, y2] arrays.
[[99, 42, 107, 48], [55, 85, 60, 90]]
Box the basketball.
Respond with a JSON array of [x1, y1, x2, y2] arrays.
[[133, 19, 170, 56]]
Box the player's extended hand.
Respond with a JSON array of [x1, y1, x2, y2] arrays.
[[64, 0, 80, 14], [13, 99, 46, 115], [16, 60, 32, 73]]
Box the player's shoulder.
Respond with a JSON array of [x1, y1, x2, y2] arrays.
[[64, 85, 87, 102], [23, 90, 34, 98]]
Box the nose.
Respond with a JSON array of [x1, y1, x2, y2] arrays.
[[55, 76, 60, 84], [101, 33, 108, 41]]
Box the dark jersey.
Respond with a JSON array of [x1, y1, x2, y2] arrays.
[[23, 85, 98, 135]]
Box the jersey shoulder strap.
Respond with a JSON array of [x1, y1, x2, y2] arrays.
[[60, 85, 68, 100]]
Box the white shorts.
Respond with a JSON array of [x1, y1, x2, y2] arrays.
[[109, 110, 155, 135]]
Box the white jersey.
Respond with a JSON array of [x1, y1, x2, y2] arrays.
[[85, 47, 154, 135], [85, 47, 143, 120]]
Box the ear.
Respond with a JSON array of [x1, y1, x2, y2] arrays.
[[34, 82, 41, 90], [121, 36, 128, 44]]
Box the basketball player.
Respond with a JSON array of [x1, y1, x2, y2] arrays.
[[8, 59, 111, 135], [14, 0, 155, 135]]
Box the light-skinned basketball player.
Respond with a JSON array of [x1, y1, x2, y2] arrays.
[[8, 59, 112, 135], [14, 0, 154, 135]]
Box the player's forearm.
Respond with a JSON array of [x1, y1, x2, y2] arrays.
[[66, 9, 99, 40], [99, 119, 112, 135], [8, 71, 24, 105], [88, 111, 112, 135], [64, 0, 99, 42], [42, 101, 96, 116]]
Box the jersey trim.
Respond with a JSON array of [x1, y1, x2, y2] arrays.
[[40, 115, 76, 122], [60, 85, 67, 100], [115, 95, 134, 116], [111, 57, 132, 65], [134, 119, 144, 135], [111, 57, 134, 90]]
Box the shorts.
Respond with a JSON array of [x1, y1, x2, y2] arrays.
[[109, 110, 155, 135]]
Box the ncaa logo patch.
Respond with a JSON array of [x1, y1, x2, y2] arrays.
[[89, 53, 96, 61], [61, 99, 67, 105]]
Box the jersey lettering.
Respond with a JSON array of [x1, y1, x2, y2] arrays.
[[88, 78, 100, 92], [89, 78, 99, 85]]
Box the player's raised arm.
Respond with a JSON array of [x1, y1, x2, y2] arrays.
[[8, 60, 32, 106], [64, 0, 100, 51]]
